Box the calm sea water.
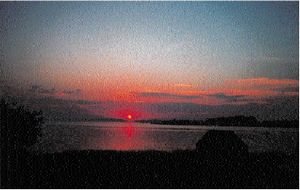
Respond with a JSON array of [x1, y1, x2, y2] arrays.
[[33, 121, 299, 154]]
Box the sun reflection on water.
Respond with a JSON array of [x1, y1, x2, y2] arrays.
[[124, 125, 135, 138]]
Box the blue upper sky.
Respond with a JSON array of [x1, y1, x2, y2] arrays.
[[0, 2, 298, 120]]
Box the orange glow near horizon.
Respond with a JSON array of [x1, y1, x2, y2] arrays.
[[47, 76, 298, 120]]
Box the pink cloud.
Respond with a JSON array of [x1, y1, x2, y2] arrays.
[[226, 77, 298, 89]]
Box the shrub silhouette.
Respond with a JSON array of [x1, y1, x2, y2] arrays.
[[196, 130, 249, 164], [1, 98, 44, 187]]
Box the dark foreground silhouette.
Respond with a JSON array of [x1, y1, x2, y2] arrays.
[[2, 129, 298, 188], [2, 149, 298, 188], [1, 100, 298, 188], [1, 99, 43, 188], [196, 130, 249, 162]]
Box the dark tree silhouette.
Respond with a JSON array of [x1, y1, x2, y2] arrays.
[[1, 98, 44, 188]]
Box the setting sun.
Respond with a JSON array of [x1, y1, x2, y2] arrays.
[[127, 115, 132, 120]]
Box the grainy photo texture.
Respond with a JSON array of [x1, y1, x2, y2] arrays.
[[0, 1, 299, 188]]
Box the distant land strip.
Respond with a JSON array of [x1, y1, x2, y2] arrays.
[[136, 115, 299, 128]]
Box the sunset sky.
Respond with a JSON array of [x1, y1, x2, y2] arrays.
[[1, 2, 298, 121]]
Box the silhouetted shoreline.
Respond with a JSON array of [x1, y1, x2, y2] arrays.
[[46, 115, 299, 128], [137, 115, 299, 128], [46, 117, 126, 122], [1, 100, 298, 188]]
